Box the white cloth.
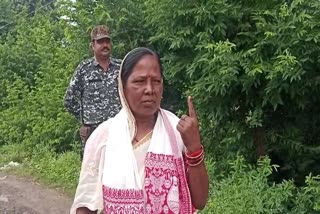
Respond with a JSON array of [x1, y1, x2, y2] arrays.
[[133, 135, 151, 186], [70, 120, 110, 214], [102, 109, 184, 190], [70, 109, 185, 214]]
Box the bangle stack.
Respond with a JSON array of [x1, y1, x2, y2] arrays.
[[184, 145, 205, 167]]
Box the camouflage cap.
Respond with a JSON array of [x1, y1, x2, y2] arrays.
[[90, 25, 112, 41]]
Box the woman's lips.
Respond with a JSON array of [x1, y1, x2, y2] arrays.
[[142, 100, 155, 105]]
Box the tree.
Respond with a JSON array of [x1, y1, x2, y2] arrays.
[[143, 0, 320, 184]]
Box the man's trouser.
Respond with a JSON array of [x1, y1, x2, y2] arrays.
[[79, 124, 98, 160]]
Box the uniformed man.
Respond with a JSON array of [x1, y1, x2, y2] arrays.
[[64, 25, 121, 158]]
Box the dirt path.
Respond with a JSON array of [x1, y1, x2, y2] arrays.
[[0, 172, 73, 214]]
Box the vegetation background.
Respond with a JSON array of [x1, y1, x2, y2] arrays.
[[0, 0, 319, 213]]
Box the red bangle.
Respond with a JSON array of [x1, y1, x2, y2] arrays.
[[185, 145, 204, 160], [185, 154, 205, 167]]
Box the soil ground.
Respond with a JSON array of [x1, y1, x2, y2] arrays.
[[0, 172, 73, 214]]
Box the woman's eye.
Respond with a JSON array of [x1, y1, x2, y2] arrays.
[[134, 80, 144, 83]]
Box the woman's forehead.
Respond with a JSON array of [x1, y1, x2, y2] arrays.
[[131, 55, 161, 75], [131, 69, 162, 78], [135, 54, 159, 66]]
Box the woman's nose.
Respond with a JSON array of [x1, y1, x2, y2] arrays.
[[145, 81, 153, 94]]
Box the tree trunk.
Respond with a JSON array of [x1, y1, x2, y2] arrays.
[[253, 127, 266, 159]]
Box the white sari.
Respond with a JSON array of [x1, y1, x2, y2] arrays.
[[70, 49, 193, 214]]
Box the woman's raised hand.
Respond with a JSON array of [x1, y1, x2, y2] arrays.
[[176, 96, 202, 152]]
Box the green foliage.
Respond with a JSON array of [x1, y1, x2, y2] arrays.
[[29, 145, 80, 192], [144, 0, 320, 183], [0, 0, 79, 155], [202, 156, 320, 214], [0, 0, 14, 37], [304, 175, 320, 211], [0, 143, 80, 193]]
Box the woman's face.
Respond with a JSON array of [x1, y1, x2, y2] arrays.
[[124, 54, 163, 119]]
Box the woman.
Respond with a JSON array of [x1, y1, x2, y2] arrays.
[[71, 47, 209, 214]]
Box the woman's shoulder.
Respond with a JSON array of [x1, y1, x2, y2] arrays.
[[87, 118, 115, 146], [97, 118, 114, 130]]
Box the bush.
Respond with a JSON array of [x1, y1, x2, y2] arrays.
[[201, 156, 320, 214], [29, 145, 80, 192]]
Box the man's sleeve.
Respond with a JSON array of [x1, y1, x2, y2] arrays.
[[64, 64, 84, 121]]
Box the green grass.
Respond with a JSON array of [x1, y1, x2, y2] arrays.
[[1, 143, 319, 213], [0, 143, 80, 196]]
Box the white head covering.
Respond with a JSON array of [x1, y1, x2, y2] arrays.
[[117, 47, 162, 142], [103, 47, 164, 189]]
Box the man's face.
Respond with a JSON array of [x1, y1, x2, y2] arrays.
[[91, 37, 112, 59]]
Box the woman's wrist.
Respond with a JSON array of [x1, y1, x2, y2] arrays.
[[184, 144, 205, 168], [186, 143, 202, 154]]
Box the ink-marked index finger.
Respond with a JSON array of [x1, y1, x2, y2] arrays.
[[188, 96, 197, 118]]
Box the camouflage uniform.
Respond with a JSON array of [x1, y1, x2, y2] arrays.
[[64, 57, 122, 156]]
